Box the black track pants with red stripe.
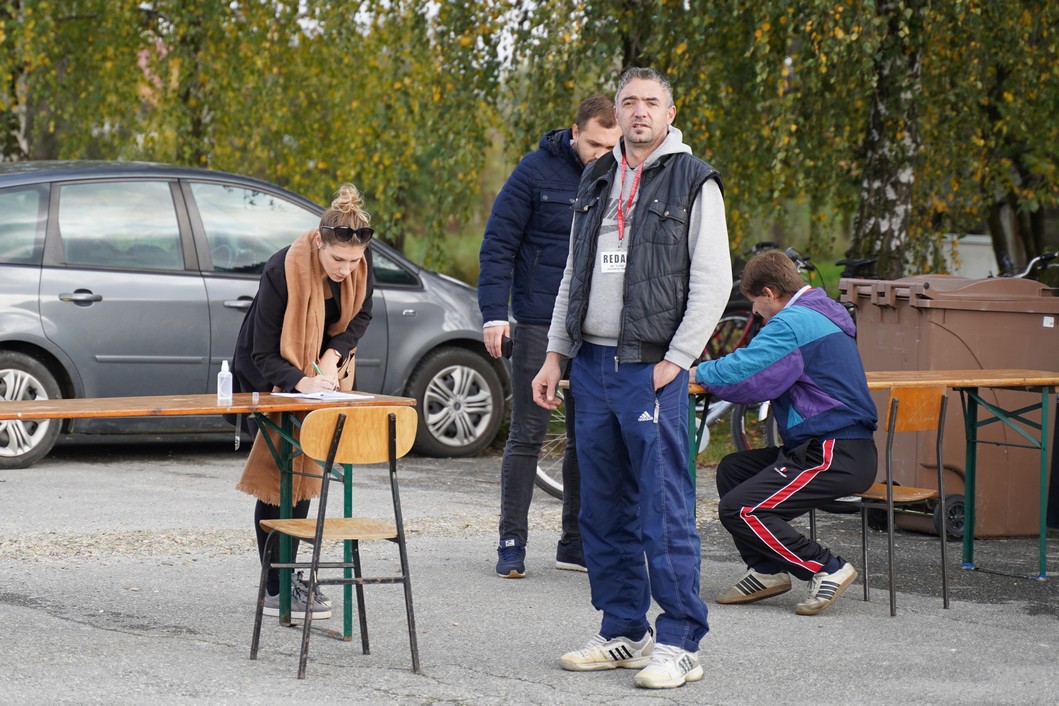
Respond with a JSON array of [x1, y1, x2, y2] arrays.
[[716, 438, 877, 581]]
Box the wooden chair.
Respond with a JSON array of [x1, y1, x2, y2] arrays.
[[810, 385, 951, 616], [865, 386, 951, 615], [250, 406, 420, 678]]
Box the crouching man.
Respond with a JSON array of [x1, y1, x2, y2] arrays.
[[695, 249, 877, 616]]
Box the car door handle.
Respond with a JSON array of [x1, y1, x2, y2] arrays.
[[223, 298, 253, 310], [58, 291, 103, 304], [402, 309, 416, 317]]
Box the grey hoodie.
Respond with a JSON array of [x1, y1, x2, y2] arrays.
[[547, 126, 733, 368]]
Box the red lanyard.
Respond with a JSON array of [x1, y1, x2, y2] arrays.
[[616, 155, 642, 243]]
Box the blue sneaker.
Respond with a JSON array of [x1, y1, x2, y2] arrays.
[[496, 537, 526, 578], [555, 540, 588, 573]]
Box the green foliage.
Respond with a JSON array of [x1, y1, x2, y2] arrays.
[[2, 1, 1057, 279], [2, 0, 506, 274], [502, 0, 1059, 275]]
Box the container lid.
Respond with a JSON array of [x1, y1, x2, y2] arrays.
[[839, 275, 1059, 313]]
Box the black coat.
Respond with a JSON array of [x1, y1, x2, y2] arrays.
[[232, 245, 374, 395]]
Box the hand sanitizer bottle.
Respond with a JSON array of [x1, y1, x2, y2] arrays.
[[217, 360, 233, 403]]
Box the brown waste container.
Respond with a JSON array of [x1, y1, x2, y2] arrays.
[[839, 275, 1059, 537]]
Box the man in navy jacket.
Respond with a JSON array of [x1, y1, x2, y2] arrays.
[[478, 95, 621, 578]]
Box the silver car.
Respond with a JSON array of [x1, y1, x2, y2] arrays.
[[0, 161, 509, 468]]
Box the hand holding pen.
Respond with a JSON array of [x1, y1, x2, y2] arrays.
[[311, 361, 339, 392]]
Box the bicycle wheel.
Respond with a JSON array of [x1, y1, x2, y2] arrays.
[[534, 392, 566, 500], [731, 401, 778, 452], [701, 306, 757, 361]]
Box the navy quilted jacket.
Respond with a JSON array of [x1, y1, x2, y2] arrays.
[[478, 128, 584, 325]]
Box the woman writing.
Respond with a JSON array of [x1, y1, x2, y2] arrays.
[[233, 183, 375, 620]]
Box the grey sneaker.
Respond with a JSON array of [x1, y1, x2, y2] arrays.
[[795, 562, 858, 616], [262, 588, 331, 620], [634, 643, 704, 689], [295, 571, 333, 608], [559, 628, 654, 671], [716, 568, 791, 604]]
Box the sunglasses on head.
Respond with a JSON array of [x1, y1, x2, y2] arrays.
[[319, 224, 374, 244]]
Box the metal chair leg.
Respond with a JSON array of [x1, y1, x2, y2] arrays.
[[251, 530, 281, 659], [886, 496, 897, 617], [352, 542, 370, 654], [936, 396, 950, 609], [396, 536, 420, 674], [939, 494, 950, 609], [387, 413, 420, 674], [860, 506, 870, 602]]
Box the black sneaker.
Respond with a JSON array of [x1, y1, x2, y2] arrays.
[[496, 537, 526, 578], [555, 540, 588, 573]]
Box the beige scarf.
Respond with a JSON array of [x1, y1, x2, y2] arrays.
[[236, 229, 369, 505]]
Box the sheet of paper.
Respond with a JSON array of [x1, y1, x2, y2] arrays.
[[271, 391, 375, 401]]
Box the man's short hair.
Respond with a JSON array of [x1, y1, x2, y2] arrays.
[[740, 250, 806, 299], [576, 94, 616, 129], [615, 67, 674, 108]]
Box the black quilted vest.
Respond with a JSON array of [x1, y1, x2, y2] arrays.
[[564, 150, 722, 363]]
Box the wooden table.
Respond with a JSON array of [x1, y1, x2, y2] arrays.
[[0, 391, 417, 626], [691, 369, 1059, 579]]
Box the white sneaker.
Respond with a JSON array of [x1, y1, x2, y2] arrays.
[[795, 561, 858, 616], [559, 629, 654, 671], [715, 568, 792, 604], [633, 643, 704, 689]]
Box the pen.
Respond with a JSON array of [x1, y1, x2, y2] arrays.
[[311, 361, 335, 390]]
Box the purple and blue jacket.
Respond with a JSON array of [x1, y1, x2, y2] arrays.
[[695, 287, 877, 447]]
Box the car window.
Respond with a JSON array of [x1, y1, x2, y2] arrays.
[[57, 181, 184, 270], [372, 247, 419, 286], [0, 185, 48, 265], [190, 182, 318, 274]]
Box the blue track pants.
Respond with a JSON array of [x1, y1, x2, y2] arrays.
[[571, 342, 709, 652]]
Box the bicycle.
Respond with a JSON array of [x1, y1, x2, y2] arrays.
[[1000, 251, 1058, 279]]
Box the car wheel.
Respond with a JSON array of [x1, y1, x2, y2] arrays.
[[406, 346, 503, 457], [0, 351, 62, 469]]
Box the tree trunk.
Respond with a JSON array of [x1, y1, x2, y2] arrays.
[[174, 11, 209, 167], [847, 0, 923, 279], [2, 2, 28, 161]]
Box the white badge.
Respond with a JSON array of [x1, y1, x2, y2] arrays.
[[600, 249, 626, 274]]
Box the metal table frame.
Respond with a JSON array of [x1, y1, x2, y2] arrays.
[[691, 369, 1059, 580], [0, 391, 415, 631]]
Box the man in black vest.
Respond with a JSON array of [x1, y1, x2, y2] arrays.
[[533, 67, 732, 689]]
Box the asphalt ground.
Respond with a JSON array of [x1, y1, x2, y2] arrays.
[[1, 437, 1057, 705]]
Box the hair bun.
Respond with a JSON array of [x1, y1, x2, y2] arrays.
[[331, 183, 365, 215]]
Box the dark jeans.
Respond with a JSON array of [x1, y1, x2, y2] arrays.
[[498, 322, 581, 548]]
